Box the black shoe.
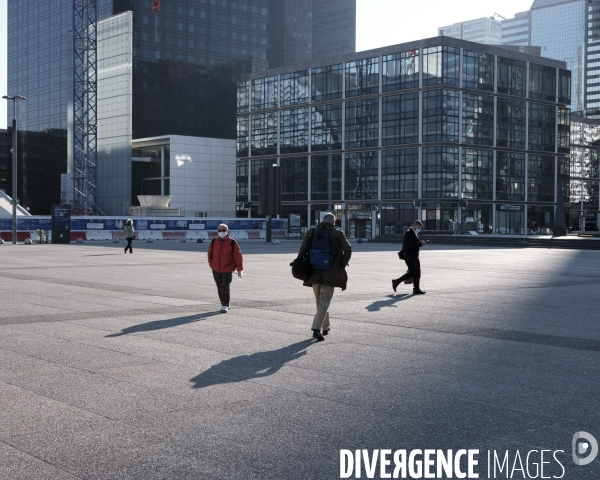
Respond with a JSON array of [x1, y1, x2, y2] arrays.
[[322, 329, 329, 336], [413, 289, 426, 295], [392, 279, 399, 292], [312, 330, 325, 341]]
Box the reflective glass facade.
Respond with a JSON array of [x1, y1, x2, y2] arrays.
[[237, 37, 570, 236], [569, 116, 600, 230]]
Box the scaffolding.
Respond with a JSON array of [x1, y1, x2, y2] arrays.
[[73, 0, 98, 215]]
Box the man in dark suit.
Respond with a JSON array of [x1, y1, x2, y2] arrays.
[[392, 220, 426, 295]]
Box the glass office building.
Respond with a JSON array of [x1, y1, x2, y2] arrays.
[[530, 0, 585, 113], [569, 115, 600, 230], [501, 11, 531, 47], [269, 0, 356, 69], [7, 0, 356, 214], [438, 17, 503, 45], [237, 36, 571, 238]]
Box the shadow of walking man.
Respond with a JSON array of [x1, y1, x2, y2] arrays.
[[105, 311, 222, 337], [190, 340, 313, 389], [365, 294, 410, 312]]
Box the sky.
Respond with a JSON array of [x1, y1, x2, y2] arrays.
[[0, 0, 534, 129]]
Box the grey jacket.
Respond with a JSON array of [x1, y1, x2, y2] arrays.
[[123, 224, 135, 238]]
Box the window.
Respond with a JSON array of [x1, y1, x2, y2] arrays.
[[346, 57, 379, 97], [236, 116, 249, 157], [345, 98, 379, 149], [311, 154, 342, 201], [280, 108, 308, 154], [528, 155, 555, 201], [250, 112, 277, 156], [251, 76, 278, 110], [496, 151, 525, 201], [312, 64, 343, 102], [497, 57, 526, 97], [382, 50, 419, 91], [559, 69, 571, 104], [462, 50, 494, 91], [311, 103, 342, 151], [237, 81, 249, 113], [382, 93, 419, 145], [422, 46, 460, 86], [422, 146, 459, 198], [381, 148, 419, 199], [280, 70, 309, 106], [497, 98, 526, 149], [558, 108, 570, 154], [236, 160, 248, 202], [462, 93, 494, 146], [462, 148, 493, 199], [529, 63, 556, 102], [281, 157, 308, 201], [345, 151, 379, 200], [422, 89, 459, 143], [529, 103, 555, 152]]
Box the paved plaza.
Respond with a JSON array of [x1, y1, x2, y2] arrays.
[[0, 240, 599, 479]]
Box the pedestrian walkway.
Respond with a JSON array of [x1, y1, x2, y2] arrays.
[[0, 242, 599, 478]]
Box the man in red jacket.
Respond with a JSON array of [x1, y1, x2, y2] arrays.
[[207, 224, 244, 313]]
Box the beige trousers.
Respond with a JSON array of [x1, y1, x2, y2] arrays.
[[311, 284, 334, 331]]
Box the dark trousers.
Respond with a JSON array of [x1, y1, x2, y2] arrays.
[[125, 237, 133, 253], [396, 254, 420, 289], [212, 270, 233, 306]]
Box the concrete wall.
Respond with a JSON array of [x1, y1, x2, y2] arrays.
[[168, 136, 236, 217]]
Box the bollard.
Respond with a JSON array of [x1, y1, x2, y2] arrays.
[[76, 238, 84, 244], [196, 238, 204, 243], [272, 239, 280, 244], [24, 238, 32, 245], [147, 238, 154, 243], [112, 238, 120, 243], [180, 238, 186, 243], [0, 239, 4, 244]]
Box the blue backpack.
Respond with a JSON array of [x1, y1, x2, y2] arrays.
[[309, 225, 335, 270]]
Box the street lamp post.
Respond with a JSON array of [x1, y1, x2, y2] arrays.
[[2, 95, 27, 244]]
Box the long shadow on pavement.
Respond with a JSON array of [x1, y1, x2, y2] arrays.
[[105, 311, 222, 337], [366, 293, 410, 311], [190, 340, 313, 389]]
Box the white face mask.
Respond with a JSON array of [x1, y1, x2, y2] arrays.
[[218, 231, 228, 238], [414, 228, 421, 234]]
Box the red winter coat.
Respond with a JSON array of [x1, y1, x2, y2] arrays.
[[207, 236, 243, 274]]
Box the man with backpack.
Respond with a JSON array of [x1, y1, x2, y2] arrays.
[[295, 213, 352, 341], [207, 223, 243, 313]]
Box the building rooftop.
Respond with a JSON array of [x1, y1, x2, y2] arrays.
[[241, 35, 567, 81]]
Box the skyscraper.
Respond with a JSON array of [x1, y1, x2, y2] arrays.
[[6, 0, 357, 213], [438, 17, 503, 45], [501, 11, 531, 47], [268, 0, 356, 69]]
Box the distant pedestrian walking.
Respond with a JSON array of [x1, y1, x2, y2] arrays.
[[207, 223, 243, 313], [123, 219, 135, 254], [393, 220, 426, 295], [295, 213, 352, 341]]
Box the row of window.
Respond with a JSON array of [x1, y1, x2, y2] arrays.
[[238, 47, 571, 112], [237, 94, 569, 156], [235, 150, 561, 202]]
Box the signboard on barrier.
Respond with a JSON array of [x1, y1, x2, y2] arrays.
[[51, 204, 71, 244]]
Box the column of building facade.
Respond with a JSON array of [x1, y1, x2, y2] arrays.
[[377, 55, 383, 211], [492, 54, 498, 233], [457, 47, 464, 223], [419, 52, 424, 222], [307, 69, 312, 224]]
